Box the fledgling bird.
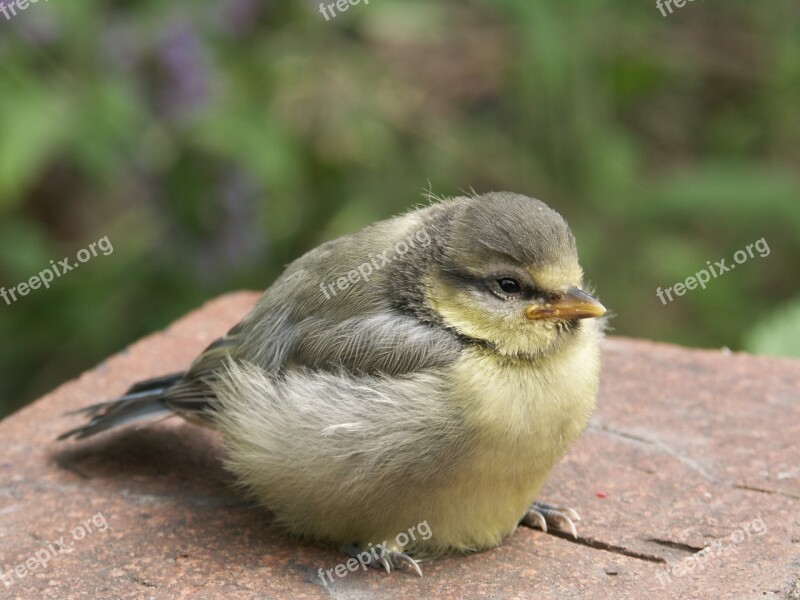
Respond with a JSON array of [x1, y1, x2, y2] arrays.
[[60, 192, 606, 576]]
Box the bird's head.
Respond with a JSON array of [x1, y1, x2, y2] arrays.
[[423, 192, 606, 358]]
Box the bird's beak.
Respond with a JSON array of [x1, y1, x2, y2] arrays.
[[524, 287, 606, 321]]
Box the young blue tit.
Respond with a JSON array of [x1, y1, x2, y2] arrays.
[[61, 192, 606, 576]]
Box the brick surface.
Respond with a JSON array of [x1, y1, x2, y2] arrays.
[[1, 292, 798, 599]]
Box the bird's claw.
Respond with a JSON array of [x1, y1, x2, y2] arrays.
[[522, 501, 581, 539], [386, 550, 423, 577], [343, 544, 423, 577], [379, 553, 392, 574]]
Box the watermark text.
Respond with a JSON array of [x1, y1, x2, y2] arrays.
[[1, 235, 114, 307], [655, 516, 766, 587], [320, 227, 430, 300], [656, 237, 769, 305], [319, 0, 369, 21], [317, 520, 431, 585], [1, 512, 109, 589]]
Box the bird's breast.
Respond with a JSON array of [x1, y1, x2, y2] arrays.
[[435, 337, 600, 545], [454, 339, 599, 449]]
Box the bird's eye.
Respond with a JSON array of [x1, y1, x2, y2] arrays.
[[497, 278, 522, 294]]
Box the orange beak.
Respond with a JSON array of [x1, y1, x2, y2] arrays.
[[524, 287, 606, 321]]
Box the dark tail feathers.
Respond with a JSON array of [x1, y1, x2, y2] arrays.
[[58, 372, 186, 440]]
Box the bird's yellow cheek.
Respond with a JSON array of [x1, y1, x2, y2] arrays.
[[424, 277, 559, 356]]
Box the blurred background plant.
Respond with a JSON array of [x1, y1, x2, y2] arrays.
[[1, 0, 798, 417]]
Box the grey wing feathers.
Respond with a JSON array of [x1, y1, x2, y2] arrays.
[[286, 313, 462, 375], [59, 311, 461, 440], [59, 217, 462, 440]]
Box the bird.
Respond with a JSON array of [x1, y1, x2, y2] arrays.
[[60, 191, 607, 577]]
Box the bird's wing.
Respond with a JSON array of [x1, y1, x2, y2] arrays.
[[153, 300, 462, 416], [282, 312, 463, 376], [59, 309, 461, 440], [60, 212, 457, 439]]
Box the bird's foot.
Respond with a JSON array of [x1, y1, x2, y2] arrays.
[[521, 501, 581, 539], [343, 543, 423, 576]]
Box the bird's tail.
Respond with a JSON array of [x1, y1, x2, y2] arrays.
[[58, 372, 189, 440], [59, 327, 241, 440]]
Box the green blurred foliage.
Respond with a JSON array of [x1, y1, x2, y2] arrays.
[[745, 298, 800, 359], [0, 0, 798, 417]]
